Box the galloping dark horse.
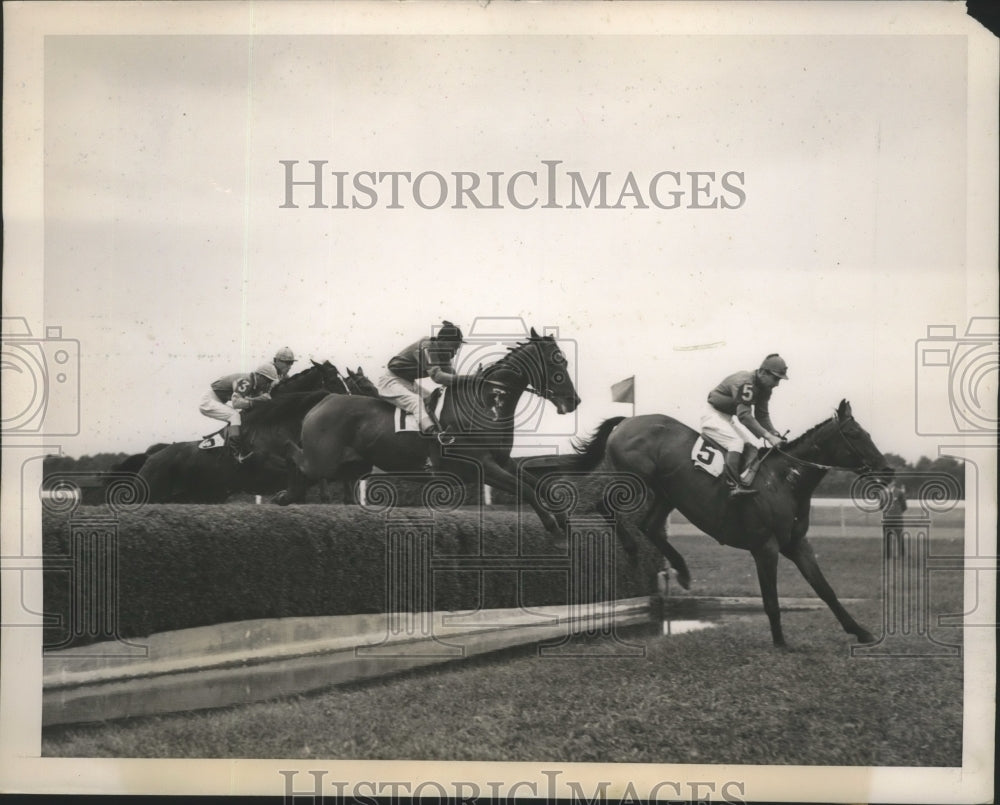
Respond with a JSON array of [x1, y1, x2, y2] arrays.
[[275, 329, 581, 536], [571, 400, 894, 647], [343, 367, 379, 398], [135, 361, 349, 503]]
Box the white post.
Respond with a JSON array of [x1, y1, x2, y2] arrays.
[[358, 479, 367, 507], [255, 495, 262, 505], [483, 484, 492, 506]]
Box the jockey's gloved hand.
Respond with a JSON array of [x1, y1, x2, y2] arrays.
[[765, 432, 784, 447]]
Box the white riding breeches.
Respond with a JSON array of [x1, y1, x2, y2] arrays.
[[199, 390, 242, 426], [376, 372, 435, 432], [700, 405, 762, 452]]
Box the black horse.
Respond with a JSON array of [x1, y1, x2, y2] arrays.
[[275, 329, 581, 536], [135, 361, 349, 503], [570, 400, 894, 647]]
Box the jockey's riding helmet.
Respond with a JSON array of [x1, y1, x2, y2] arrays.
[[274, 346, 296, 363], [760, 353, 789, 379], [254, 363, 280, 383], [435, 320, 465, 345]]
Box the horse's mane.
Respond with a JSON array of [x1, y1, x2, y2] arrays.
[[243, 390, 330, 428], [482, 332, 553, 385], [274, 361, 345, 394], [784, 413, 836, 450]]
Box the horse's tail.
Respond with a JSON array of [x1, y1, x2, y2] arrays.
[[571, 416, 626, 472]]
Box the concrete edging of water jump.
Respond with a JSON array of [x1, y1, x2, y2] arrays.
[[41, 592, 871, 726], [42, 596, 654, 726]]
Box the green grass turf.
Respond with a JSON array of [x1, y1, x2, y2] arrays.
[[42, 534, 965, 765]]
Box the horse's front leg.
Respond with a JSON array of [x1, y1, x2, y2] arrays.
[[482, 457, 562, 538], [752, 537, 786, 648], [781, 537, 876, 644]]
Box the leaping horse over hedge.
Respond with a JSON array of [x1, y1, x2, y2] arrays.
[[571, 400, 894, 647], [275, 329, 581, 536], [135, 361, 351, 503]]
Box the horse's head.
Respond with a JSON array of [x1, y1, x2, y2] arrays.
[[488, 328, 580, 414], [273, 359, 347, 395], [316, 360, 350, 394], [531, 328, 581, 414], [345, 366, 379, 398], [827, 400, 894, 480]]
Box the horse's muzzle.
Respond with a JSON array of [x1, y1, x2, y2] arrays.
[[554, 395, 581, 415]]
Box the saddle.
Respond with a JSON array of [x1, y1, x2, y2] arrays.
[[692, 434, 771, 487], [198, 426, 227, 450], [690, 434, 727, 478]]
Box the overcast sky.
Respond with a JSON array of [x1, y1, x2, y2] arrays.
[[38, 31, 986, 461]]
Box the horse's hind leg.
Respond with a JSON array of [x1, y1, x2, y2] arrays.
[[782, 537, 876, 644], [640, 497, 691, 590], [272, 442, 310, 505], [752, 538, 786, 648], [595, 497, 640, 556], [340, 463, 372, 505]]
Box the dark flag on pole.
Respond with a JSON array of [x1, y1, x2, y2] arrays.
[[611, 375, 635, 404]]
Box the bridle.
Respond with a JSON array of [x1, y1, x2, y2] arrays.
[[775, 415, 876, 473], [478, 340, 572, 414]]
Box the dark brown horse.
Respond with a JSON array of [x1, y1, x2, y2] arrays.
[[136, 361, 349, 503], [570, 400, 894, 647], [275, 329, 581, 536], [343, 366, 379, 398]]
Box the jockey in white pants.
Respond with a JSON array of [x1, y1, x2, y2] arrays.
[[199, 362, 280, 461], [700, 353, 789, 497], [376, 320, 465, 435]]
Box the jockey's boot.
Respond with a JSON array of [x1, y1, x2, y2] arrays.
[[423, 440, 445, 472], [227, 425, 253, 464], [725, 451, 758, 497], [739, 444, 761, 486]]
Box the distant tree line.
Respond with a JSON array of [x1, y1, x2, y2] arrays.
[[43, 450, 965, 505], [811, 452, 965, 499]]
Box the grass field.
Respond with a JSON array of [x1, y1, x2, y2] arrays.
[[42, 532, 966, 766]]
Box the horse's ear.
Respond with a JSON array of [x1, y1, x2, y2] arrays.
[[530, 327, 539, 338], [357, 366, 363, 375], [311, 359, 320, 367], [838, 399, 852, 417]]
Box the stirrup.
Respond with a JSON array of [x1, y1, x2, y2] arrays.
[[436, 429, 456, 445], [725, 473, 758, 497]]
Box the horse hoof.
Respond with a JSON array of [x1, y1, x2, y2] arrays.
[[676, 570, 692, 591], [857, 630, 877, 644], [272, 491, 290, 506]]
